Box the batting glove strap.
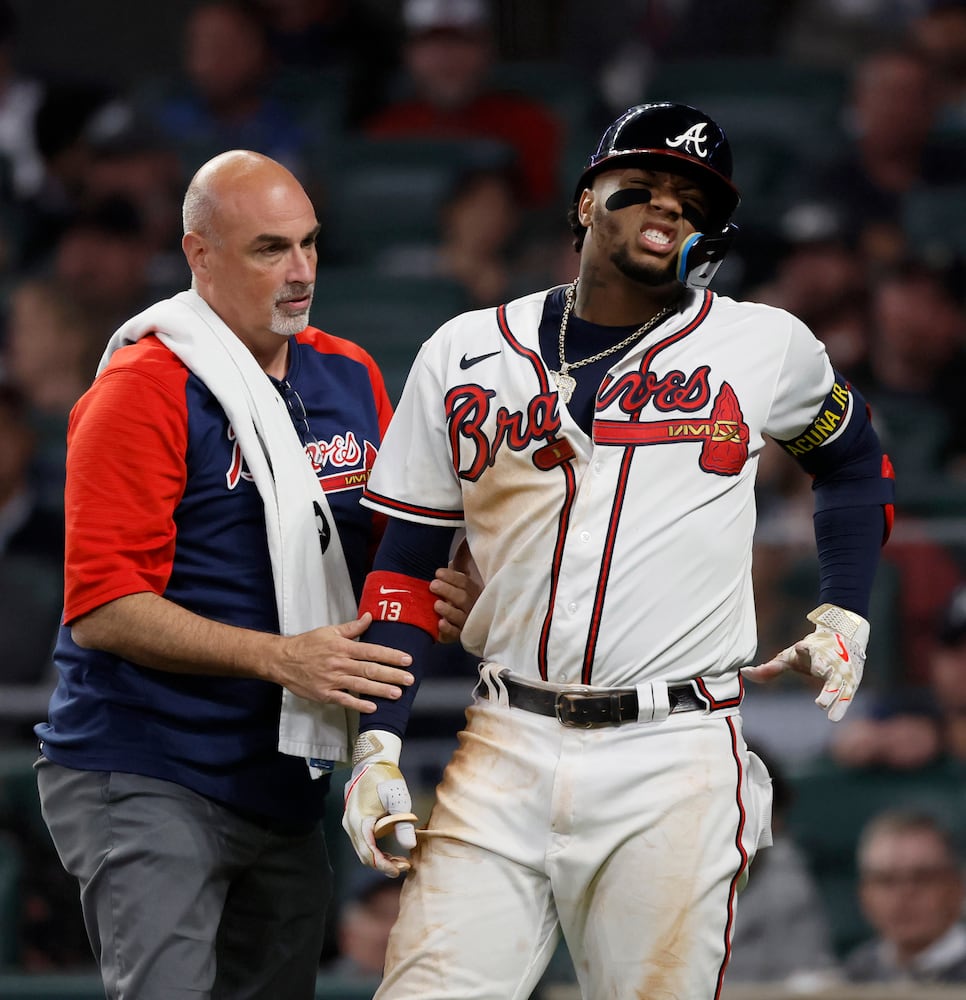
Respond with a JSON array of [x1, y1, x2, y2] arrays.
[[342, 731, 416, 874], [351, 729, 402, 768], [799, 603, 869, 722]]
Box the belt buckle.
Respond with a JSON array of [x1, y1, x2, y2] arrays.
[[554, 690, 603, 729]]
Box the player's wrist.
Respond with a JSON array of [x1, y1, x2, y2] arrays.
[[352, 729, 402, 768], [806, 603, 870, 649]]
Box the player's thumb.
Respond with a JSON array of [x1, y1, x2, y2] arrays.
[[393, 819, 417, 850]]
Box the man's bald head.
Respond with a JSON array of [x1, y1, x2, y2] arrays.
[[182, 150, 307, 244]]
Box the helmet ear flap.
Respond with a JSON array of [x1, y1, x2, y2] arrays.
[[676, 223, 738, 289]]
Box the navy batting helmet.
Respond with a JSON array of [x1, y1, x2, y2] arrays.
[[573, 103, 740, 228]]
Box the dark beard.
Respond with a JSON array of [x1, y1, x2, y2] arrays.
[[610, 245, 679, 288]]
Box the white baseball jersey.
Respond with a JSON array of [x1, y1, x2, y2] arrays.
[[362, 285, 833, 703]]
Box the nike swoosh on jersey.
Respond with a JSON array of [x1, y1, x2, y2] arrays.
[[459, 350, 501, 369], [379, 586, 408, 595]]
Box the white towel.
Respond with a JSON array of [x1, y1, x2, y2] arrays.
[[99, 289, 358, 772]]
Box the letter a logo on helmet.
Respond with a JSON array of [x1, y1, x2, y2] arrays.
[[666, 122, 709, 158]]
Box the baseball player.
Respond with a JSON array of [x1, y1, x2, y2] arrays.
[[342, 103, 895, 998]]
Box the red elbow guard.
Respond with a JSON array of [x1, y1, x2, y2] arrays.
[[881, 453, 895, 544], [359, 571, 439, 637]]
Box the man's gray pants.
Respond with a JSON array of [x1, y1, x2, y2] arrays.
[[37, 760, 331, 999]]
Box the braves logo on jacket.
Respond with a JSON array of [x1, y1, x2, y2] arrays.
[[226, 425, 379, 492]]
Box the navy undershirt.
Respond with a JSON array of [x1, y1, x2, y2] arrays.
[[537, 285, 644, 436]]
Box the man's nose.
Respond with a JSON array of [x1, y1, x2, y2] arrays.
[[288, 247, 315, 282]]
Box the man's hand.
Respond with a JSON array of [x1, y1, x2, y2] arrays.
[[343, 730, 417, 876], [742, 603, 869, 722], [276, 613, 414, 713], [69, 594, 413, 714], [431, 537, 482, 644]]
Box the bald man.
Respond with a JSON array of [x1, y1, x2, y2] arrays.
[[35, 151, 474, 999]]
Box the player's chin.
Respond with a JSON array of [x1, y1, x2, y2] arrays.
[[612, 247, 680, 288]]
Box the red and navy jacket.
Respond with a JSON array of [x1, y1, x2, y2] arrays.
[[36, 328, 391, 828]]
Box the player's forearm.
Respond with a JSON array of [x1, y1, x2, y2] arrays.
[[814, 505, 884, 618], [70, 591, 286, 681], [357, 620, 433, 736]]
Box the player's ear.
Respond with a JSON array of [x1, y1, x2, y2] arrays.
[[577, 188, 594, 229]]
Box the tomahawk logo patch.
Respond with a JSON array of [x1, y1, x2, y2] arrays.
[[666, 123, 709, 158]]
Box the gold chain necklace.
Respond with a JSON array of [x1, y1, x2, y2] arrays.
[[550, 279, 681, 404]]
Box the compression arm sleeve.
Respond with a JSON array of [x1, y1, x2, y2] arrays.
[[358, 518, 458, 737], [776, 374, 895, 618]]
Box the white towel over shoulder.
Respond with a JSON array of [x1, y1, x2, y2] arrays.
[[99, 289, 357, 771]]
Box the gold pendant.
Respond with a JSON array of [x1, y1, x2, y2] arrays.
[[552, 370, 576, 403]]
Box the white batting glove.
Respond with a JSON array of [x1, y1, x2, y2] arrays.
[[342, 730, 418, 877], [742, 603, 869, 722]]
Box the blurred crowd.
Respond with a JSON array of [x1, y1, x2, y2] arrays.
[[1, 0, 966, 991]]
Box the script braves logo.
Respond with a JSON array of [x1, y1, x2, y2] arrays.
[[598, 364, 712, 415], [225, 426, 378, 493], [445, 384, 561, 481], [666, 122, 710, 158]]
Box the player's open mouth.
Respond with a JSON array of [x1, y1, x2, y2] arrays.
[[639, 227, 674, 253]]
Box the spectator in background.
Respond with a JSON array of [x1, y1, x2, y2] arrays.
[[83, 106, 188, 289], [846, 809, 966, 983], [808, 46, 966, 268], [779, 0, 914, 69], [0, 381, 63, 710], [2, 276, 103, 423], [138, 0, 311, 178], [849, 260, 966, 499], [728, 745, 841, 987], [254, 0, 400, 128], [0, 0, 44, 200], [910, 0, 966, 129], [50, 196, 169, 334], [828, 689, 946, 772], [830, 581, 966, 770], [931, 583, 966, 758], [16, 82, 114, 270], [2, 276, 104, 515], [325, 871, 404, 980], [362, 0, 563, 210], [379, 163, 525, 307], [748, 200, 870, 376], [0, 380, 63, 568]]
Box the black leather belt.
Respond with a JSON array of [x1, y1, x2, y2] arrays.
[[477, 671, 706, 728]]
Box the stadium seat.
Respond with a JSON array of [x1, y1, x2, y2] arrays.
[[312, 136, 515, 269], [0, 833, 22, 969], [901, 182, 966, 262], [310, 269, 473, 403]]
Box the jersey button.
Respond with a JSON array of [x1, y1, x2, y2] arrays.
[[567, 602, 578, 614], [580, 531, 591, 543]]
